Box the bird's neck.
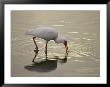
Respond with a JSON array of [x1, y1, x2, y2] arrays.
[[54, 37, 63, 44], [54, 38, 59, 43]]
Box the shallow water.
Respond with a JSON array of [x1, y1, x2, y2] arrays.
[[11, 11, 100, 77]]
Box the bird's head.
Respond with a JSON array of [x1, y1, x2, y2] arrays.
[[55, 37, 68, 53]]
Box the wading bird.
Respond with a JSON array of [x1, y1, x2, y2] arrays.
[[26, 27, 68, 62]]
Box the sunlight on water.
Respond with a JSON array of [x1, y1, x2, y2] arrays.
[[82, 33, 89, 35], [52, 25, 65, 27], [74, 38, 80, 40], [68, 32, 79, 34]]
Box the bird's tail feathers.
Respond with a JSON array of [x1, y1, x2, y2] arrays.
[[25, 31, 33, 35]]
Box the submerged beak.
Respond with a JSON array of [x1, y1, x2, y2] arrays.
[[64, 41, 68, 53]]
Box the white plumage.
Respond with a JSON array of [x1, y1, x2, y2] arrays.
[[26, 27, 58, 41], [26, 27, 68, 62]]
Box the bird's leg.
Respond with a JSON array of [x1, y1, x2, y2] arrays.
[[32, 52, 37, 63], [32, 48, 39, 63], [45, 41, 48, 59], [32, 37, 39, 63], [33, 37, 39, 51], [65, 51, 68, 58]]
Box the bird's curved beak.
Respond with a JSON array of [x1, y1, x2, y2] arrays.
[[64, 41, 68, 53]]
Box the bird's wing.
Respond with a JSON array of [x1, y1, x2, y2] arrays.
[[36, 28, 58, 40], [26, 27, 58, 41]]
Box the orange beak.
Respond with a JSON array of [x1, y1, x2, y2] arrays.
[[64, 41, 68, 53]]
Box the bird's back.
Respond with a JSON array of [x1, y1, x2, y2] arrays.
[[26, 27, 58, 41]]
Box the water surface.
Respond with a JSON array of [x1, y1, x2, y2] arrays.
[[11, 11, 100, 77]]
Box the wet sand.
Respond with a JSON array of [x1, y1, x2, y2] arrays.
[[11, 11, 100, 77]]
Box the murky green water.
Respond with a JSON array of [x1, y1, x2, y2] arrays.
[[11, 11, 100, 77]]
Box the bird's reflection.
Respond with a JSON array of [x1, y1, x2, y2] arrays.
[[24, 59, 58, 72], [24, 53, 68, 72]]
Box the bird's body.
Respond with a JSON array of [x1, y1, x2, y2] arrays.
[[26, 27, 68, 62], [26, 27, 58, 41]]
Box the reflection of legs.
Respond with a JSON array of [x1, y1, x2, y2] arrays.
[[32, 37, 39, 63], [45, 41, 48, 58]]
